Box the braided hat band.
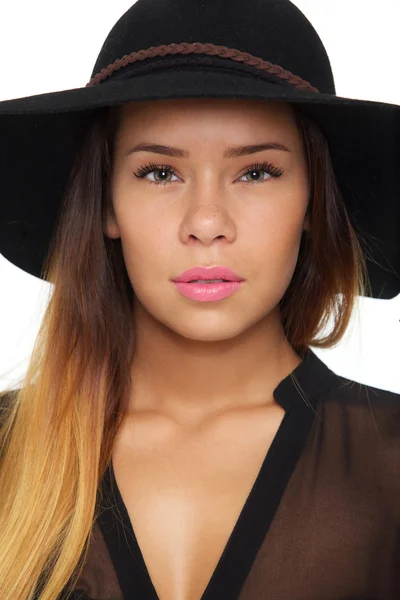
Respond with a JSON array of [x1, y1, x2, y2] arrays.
[[86, 42, 320, 93], [0, 0, 398, 296]]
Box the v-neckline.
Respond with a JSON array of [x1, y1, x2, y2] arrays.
[[99, 404, 314, 599], [97, 349, 339, 599]]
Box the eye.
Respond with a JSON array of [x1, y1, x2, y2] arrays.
[[238, 161, 284, 184], [133, 163, 179, 185], [133, 160, 284, 186]]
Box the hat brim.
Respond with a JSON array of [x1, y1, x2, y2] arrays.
[[0, 67, 399, 298], [0, 67, 397, 115]]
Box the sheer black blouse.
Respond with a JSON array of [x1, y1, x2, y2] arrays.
[[35, 348, 400, 598]]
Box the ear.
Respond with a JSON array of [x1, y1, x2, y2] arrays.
[[103, 210, 121, 239]]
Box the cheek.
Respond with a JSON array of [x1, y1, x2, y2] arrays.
[[117, 212, 175, 285], [244, 209, 305, 285]]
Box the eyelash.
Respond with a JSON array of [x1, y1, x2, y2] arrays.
[[133, 160, 284, 186]]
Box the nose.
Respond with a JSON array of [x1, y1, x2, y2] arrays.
[[179, 200, 237, 246]]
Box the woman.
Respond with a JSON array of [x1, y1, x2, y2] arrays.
[[0, 1, 399, 599]]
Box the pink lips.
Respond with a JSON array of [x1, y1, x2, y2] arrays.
[[172, 266, 244, 283], [173, 281, 244, 302], [172, 266, 245, 303]]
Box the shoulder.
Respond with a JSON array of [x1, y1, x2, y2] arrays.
[[325, 374, 400, 484], [0, 388, 19, 428], [326, 373, 400, 417], [319, 374, 400, 516], [0, 388, 19, 407], [317, 372, 400, 466], [325, 374, 400, 441]]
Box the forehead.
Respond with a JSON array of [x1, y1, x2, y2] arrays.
[[117, 98, 299, 151], [116, 97, 297, 135]]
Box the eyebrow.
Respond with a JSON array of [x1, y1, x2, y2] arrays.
[[124, 141, 291, 159]]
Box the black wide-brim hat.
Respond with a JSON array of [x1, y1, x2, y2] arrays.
[[0, 0, 399, 298]]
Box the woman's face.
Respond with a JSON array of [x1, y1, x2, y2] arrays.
[[105, 98, 310, 341]]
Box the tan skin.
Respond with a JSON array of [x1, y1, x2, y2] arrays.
[[104, 97, 310, 600]]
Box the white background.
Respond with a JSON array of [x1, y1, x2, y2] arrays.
[[0, 1, 399, 392]]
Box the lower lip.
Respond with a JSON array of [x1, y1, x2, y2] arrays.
[[173, 281, 244, 302]]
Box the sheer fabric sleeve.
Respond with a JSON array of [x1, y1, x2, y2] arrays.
[[58, 521, 124, 600], [237, 380, 400, 600]]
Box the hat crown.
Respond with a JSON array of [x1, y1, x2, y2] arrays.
[[91, 0, 336, 94]]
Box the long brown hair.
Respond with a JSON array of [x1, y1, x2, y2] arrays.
[[0, 100, 371, 600]]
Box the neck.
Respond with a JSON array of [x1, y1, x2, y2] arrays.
[[127, 301, 302, 422]]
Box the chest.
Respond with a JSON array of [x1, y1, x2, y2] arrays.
[[111, 405, 286, 600]]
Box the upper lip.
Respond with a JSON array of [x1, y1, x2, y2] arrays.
[[172, 266, 244, 283]]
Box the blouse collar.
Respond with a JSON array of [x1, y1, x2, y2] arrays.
[[273, 347, 342, 413]]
